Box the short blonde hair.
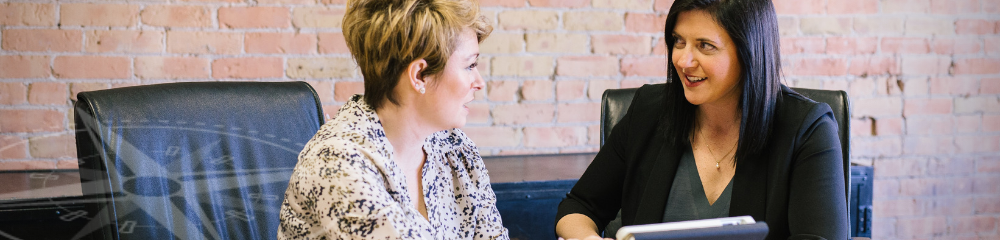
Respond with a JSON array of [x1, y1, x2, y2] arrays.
[[343, 0, 492, 110]]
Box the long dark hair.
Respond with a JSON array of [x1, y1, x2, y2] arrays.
[[661, 0, 782, 163]]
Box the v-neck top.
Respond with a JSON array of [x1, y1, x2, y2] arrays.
[[662, 146, 733, 222]]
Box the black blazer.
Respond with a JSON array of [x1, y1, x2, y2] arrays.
[[556, 84, 849, 240]]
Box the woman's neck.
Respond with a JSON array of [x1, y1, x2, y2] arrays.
[[695, 97, 741, 137], [374, 104, 433, 163]]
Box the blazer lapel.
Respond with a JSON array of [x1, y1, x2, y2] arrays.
[[630, 140, 682, 224], [730, 153, 768, 221]]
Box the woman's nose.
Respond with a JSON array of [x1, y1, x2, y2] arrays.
[[674, 48, 696, 69], [472, 72, 485, 91]]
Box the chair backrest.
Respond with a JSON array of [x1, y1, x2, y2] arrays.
[[600, 86, 851, 204], [74, 82, 324, 240]]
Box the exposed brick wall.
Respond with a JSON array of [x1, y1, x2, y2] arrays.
[[0, 0, 998, 238]]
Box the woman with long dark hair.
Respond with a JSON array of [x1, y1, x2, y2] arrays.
[[555, 0, 849, 239]]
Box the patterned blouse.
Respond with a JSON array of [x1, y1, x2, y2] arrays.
[[278, 95, 509, 240]]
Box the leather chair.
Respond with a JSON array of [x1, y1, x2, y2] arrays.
[[74, 82, 324, 240], [600, 86, 851, 235]]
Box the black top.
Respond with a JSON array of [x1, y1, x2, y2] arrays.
[[556, 84, 849, 240], [662, 147, 733, 222]]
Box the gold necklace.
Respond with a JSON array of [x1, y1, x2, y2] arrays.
[[696, 128, 738, 169]]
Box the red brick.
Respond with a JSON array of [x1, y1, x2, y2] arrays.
[[903, 136, 955, 155], [852, 136, 902, 157], [588, 80, 618, 100], [593, 35, 650, 55], [318, 32, 349, 54], [957, 135, 1000, 154], [0, 55, 50, 78], [882, 37, 930, 54], [987, 36, 1000, 55], [305, 81, 333, 103], [28, 134, 74, 158], [927, 196, 974, 216], [556, 80, 586, 101], [492, 104, 555, 125], [1, 29, 81, 52], [0, 3, 56, 26], [621, 57, 668, 77], [28, 82, 67, 105], [953, 216, 997, 234], [780, 37, 825, 55], [0, 135, 27, 159], [522, 80, 552, 101], [851, 118, 873, 136], [564, 11, 622, 31], [772, 0, 824, 14], [874, 179, 899, 199], [848, 56, 898, 76], [85, 30, 163, 53], [523, 126, 586, 147], [0, 83, 27, 105], [593, 0, 652, 10], [491, 56, 553, 77], [219, 7, 289, 29], [60, 3, 139, 27], [828, 0, 878, 14], [929, 76, 978, 95], [333, 82, 364, 102], [930, 0, 980, 14], [53, 56, 130, 79], [178, 0, 242, 2], [167, 31, 242, 54], [956, 115, 982, 133], [985, 115, 1000, 132], [956, 19, 994, 35], [897, 216, 948, 238], [56, 159, 78, 169], [526, 33, 587, 53], [259, 0, 315, 3], [988, 0, 1000, 13], [621, 80, 648, 89], [557, 103, 600, 123], [955, 96, 1000, 114], [954, 58, 1000, 75], [624, 13, 667, 33], [528, 0, 588, 8], [882, 0, 931, 13], [654, 0, 673, 11], [69, 83, 109, 101], [292, 6, 345, 28], [874, 117, 903, 136], [0, 160, 54, 170], [557, 56, 619, 77], [932, 37, 983, 55], [467, 103, 489, 124], [874, 198, 923, 217], [827, 37, 877, 55], [212, 58, 283, 79], [977, 196, 1000, 213], [463, 127, 520, 147], [135, 56, 210, 79], [140, 5, 212, 27], [904, 98, 953, 116], [901, 56, 951, 76], [481, 0, 524, 7], [652, 38, 668, 55], [984, 78, 1000, 94], [246, 32, 316, 54], [906, 117, 955, 136], [0, 109, 64, 133], [929, 158, 976, 176], [789, 58, 847, 76], [487, 81, 518, 102]]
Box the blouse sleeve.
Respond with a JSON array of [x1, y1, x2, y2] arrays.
[[786, 105, 850, 240], [280, 145, 436, 240]]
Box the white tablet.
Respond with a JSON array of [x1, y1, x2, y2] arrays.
[[615, 216, 768, 240]]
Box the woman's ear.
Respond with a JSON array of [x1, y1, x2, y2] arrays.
[[406, 59, 429, 94]]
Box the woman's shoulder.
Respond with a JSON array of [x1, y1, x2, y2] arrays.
[[776, 85, 836, 124]]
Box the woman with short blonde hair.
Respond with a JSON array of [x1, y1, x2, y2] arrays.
[[279, 0, 507, 239]]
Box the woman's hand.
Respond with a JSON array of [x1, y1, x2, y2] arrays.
[[558, 236, 613, 240]]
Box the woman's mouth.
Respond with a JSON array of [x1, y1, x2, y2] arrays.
[[687, 76, 706, 83]]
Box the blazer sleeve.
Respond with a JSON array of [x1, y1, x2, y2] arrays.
[[555, 88, 644, 232], [786, 105, 850, 240]]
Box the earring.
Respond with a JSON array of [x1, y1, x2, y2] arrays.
[[419, 87, 425, 94]]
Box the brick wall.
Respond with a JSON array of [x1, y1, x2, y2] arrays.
[[0, 0, 998, 238]]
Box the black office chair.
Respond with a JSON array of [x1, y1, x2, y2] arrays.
[[599, 85, 851, 235], [73, 82, 324, 240]]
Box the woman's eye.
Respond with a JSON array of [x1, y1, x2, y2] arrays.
[[672, 38, 685, 48], [699, 42, 717, 51], [468, 62, 478, 70]]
